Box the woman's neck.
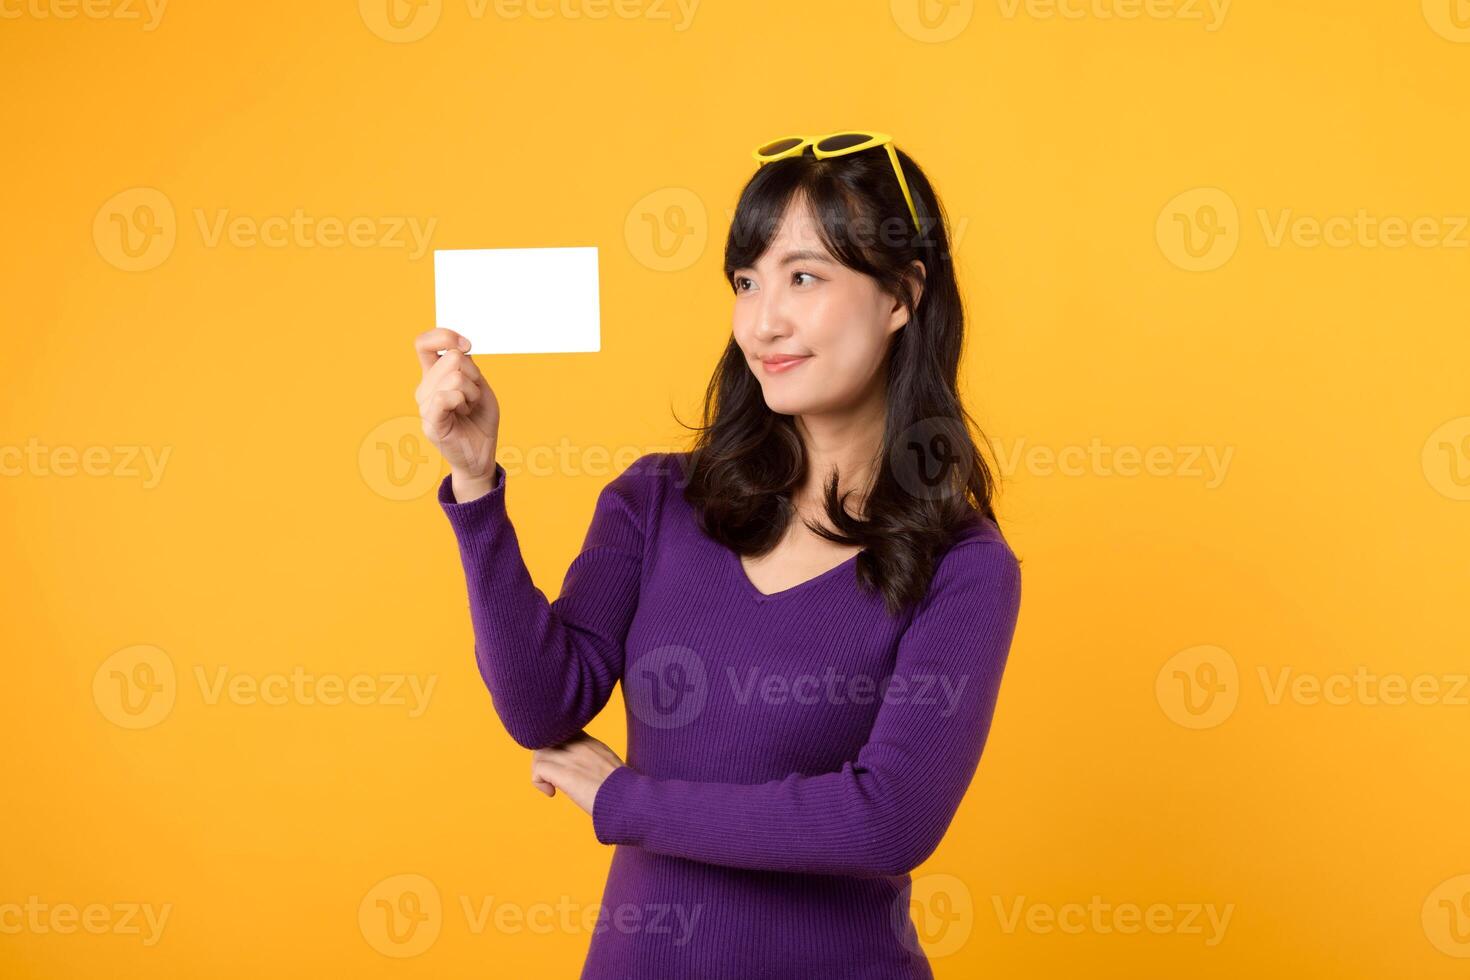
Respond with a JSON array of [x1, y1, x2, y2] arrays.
[[793, 397, 885, 518]]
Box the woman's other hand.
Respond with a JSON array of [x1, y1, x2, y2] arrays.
[[530, 732, 626, 816]]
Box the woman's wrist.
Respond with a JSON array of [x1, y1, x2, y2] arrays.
[[450, 459, 497, 503]]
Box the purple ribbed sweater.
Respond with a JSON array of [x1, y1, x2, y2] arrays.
[[438, 451, 1022, 979]]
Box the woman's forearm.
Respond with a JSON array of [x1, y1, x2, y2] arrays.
[[438, 456, 656, 749]]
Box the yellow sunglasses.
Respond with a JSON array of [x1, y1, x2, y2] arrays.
[[752, 131, 922, 236]]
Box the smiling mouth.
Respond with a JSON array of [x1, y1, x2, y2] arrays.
[[759, 355, 812, 374]]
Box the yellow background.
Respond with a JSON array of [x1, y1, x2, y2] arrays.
[[3, 0, 1468, 976]]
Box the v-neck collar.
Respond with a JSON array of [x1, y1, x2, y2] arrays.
[[726, 544, 864, 602]]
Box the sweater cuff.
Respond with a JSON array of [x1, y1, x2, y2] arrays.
[[592, 764, 644, 846], [436, 462, 508, 535]]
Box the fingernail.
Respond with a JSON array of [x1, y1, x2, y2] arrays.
[[458, 336, 471, 352]]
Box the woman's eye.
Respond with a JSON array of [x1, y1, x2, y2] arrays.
[[735, 272, 816, 291]]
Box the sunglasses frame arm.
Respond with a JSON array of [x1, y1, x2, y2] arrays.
[[750, 133, 923, 235]]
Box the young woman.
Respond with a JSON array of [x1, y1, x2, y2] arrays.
[[414, 132, 1022, 979]]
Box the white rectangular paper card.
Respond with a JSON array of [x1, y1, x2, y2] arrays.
[[434, 246, 600, 354]]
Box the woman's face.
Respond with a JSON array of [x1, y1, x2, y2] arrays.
[[731, 198, 918, 417]]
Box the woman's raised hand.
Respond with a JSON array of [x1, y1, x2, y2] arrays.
[[414, 328, 501, 501]]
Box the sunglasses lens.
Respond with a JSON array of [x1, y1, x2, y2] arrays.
[[758, 138, 803, 157], [816, 133, 872, 153]]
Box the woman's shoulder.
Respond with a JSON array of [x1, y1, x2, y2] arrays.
[[947, 509, 1014, 556], [607, 450, 688, 494], [902, 515, 1023, 658], [595, 450, 688, 526], [927, 512, 1021, 597], [627, 450, 689, 481]]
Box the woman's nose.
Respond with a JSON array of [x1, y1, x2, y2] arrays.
[[752, 293, 791, 341]]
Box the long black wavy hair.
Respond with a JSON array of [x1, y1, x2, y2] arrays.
[[673, 140, 1001, 618]]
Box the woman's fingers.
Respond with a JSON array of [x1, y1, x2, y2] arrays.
[[430, 373, 481, 413], [414, 328, 470, 372], [415, 348, 483, 406], [531, 754, 561, 797], [531, 744, 612, 816], [423, 389, 471, 440], [412, 328, 500, 484]]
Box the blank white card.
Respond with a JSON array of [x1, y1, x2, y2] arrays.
[[433, 246, 600, 354]]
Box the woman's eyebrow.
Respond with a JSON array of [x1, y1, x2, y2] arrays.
[[732, 249, 835, 275], [777, 249, 834, 266]]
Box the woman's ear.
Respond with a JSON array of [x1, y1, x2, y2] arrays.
[[887, 260, 926, 333], [908, 259, 926, 312]]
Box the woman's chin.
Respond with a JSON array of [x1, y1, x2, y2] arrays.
[[765, 395, 845, 420], [760, 391, 810, 415]]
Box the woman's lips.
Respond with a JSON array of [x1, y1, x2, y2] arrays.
[[760, 355, 812, 374]]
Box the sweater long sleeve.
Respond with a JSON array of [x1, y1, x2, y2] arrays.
[[589, 540, 1021, 877], [437, 455, 656, 750]]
